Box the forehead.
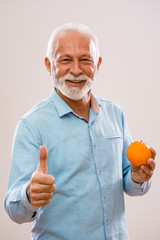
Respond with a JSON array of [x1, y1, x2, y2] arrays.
[[53, 31, 96, 56]]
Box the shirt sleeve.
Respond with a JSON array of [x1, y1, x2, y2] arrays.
[[4, 118, 41, 223], [121, 109, 151, 196]]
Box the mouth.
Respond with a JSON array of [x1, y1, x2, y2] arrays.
[[65, 80, 85, 87]]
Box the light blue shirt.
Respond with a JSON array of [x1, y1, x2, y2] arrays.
[[5, 89, 151, 240]]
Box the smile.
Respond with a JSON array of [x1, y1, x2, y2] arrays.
[[66, 80, 85, 86]]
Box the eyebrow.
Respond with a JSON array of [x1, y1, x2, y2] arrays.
[[58, 54, 72, 58], [58, 53, 92, 59]]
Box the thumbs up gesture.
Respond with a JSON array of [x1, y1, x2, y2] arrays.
[[26, 146, 56, 208]]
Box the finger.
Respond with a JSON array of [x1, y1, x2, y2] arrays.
[[31, 192, 54, 201], [147, 158, 156, 171], [150, 147, 156, 160], [31, 184, 56, 193], [139, 169, 151, 182], [141, 165, 153, 178], [38, 145, 48, 174], [31, 199, 51, 208], [32, 173, 55, 185]]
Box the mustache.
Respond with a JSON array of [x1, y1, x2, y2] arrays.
[[59, 73, 91, 82]]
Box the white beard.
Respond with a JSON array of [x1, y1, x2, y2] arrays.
[[52, 72, 95, 100]]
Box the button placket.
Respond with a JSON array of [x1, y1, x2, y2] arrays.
[[90, 124, 108, 233]]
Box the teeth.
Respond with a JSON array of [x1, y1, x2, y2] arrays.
[[68, 80, 82, 83]]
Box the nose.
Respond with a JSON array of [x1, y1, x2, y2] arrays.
[[70, 60, 82, 76]]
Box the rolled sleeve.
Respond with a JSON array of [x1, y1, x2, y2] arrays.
[[124, 170, 151, 196], [4, 119, 40, 224]]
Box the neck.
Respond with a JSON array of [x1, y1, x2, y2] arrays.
[[55, 88, 91, 121]]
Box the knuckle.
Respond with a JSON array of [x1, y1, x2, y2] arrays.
[[31, 173, 39, 182], [50, 184, 56, 193], [31, 200, 37, 207], [48, 175, 55, 184], [30, 185, 36, 193], [50, 192, 54, 198], [46, 199, 50, 205], [30, 192, 36, 201], [45, 193, 53, 200], [29, 191, 33, 199], [53, 184, 56, 192], [48, 186, 53, 193]]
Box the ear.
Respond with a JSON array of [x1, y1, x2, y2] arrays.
[[97, 56, 102, 71], [44, 57, 51, 75]]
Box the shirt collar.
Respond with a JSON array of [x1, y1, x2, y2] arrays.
[[90, 94, 101, 113], [50, 88, 73, 117], [50, 88, 101, 118]]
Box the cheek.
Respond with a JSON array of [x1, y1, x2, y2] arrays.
[[82, 65, 95, 78], [55, 64, 69, 78]]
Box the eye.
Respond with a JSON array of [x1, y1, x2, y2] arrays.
[[60, 58, 71, 63], [81, 58, 91, 62], [81, 58, 93, 65]]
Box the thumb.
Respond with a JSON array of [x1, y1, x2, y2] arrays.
[[150, 147, 156, 160], [37, 145, 48, 174]]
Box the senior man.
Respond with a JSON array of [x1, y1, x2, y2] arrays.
[[5, 23, 156, 240]]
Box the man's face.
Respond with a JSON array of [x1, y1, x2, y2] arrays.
[[50, 31, 100, 100]]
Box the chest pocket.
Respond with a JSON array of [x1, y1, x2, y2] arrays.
[[92, 131, 123, 171], [105, 135, 122, 141], [104, 134, 123, 155]]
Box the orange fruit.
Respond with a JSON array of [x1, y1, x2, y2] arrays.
[[126, 141, 152, 167]]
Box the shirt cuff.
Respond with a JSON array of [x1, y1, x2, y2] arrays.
[[125, 170, 151, 196], [21, 182, 38, 212]]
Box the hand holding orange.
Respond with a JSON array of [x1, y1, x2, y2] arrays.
[[126, 141, 152, 167]]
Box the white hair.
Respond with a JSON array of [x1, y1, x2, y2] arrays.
[[46, 23, 100, 64]]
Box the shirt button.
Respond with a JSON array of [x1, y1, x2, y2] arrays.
[[98, 170, 102, 175], [105, 220, 109, 225], [93, 144, 96, 149], [103, 197, 106, 202]]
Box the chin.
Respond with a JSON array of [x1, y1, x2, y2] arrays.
[[53, 76, 93, 100], [60, 86, 89, 100]]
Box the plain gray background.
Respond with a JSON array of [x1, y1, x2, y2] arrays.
[[1, 0, 160, 239]]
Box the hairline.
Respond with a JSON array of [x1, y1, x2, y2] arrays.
[[46, 23, 100, 64]]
